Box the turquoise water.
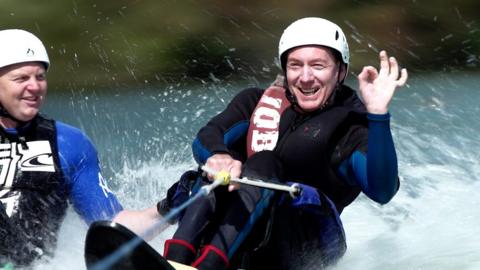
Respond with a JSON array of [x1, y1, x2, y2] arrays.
[[31, 72, 480, 269]]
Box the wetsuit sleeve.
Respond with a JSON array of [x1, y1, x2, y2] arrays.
[[56, 121, 123, 224], [338, 113, 399, 204], [192, 87, 264, 164]]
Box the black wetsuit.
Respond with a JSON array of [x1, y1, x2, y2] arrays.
[[165, 84, 399, 269]]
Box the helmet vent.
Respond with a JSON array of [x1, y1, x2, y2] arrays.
[[335, 30, 339, 40]]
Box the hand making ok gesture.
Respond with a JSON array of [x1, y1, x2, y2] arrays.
[[357, 50, 408, 114]]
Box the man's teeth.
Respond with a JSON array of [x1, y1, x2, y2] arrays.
[[300, 88, 318, 95]]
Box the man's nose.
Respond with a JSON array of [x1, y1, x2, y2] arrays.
[[26, 77, 42, 91], [300, 66, 314, 83]]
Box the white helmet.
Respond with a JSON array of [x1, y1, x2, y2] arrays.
[[0, 29, 50, 70], [278, 17, 349, 68]]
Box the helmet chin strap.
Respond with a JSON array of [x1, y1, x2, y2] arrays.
[[338, 62, 348, 84]]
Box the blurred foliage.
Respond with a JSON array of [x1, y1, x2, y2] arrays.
[[1, 0, 479, 90]]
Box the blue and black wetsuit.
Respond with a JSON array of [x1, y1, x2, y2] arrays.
[[165, 85, 399, 269], [0, 115, 122, 266]]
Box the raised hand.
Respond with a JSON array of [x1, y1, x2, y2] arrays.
[[357, 50, 408, 114]]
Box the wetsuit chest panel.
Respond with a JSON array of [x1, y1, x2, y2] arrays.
[[0, 117, 66, 215], [0, 115, 67, 264], [275, 107, 348, 187]]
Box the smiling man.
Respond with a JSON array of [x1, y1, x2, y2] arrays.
[[0, 29, 162, 267], [161, 17, 408, 269]]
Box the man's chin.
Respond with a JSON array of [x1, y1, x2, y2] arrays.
[[16, 111, 38, 122], [297, 101, 322, 112]]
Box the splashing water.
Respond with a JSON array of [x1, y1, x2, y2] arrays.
[[30, 73, 480, 269]]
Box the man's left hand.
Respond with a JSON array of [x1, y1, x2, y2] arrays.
[[357, 50, 408, 114]]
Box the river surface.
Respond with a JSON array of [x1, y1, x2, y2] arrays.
[[28, 72, 480, 269]]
